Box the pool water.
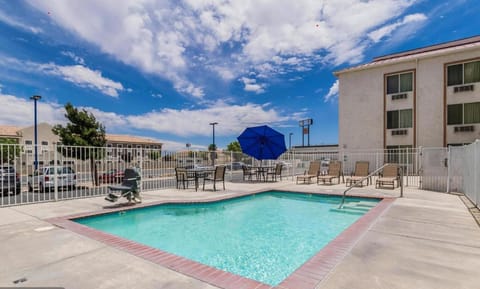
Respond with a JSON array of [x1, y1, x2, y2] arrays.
[[75, 192, 379, 285]]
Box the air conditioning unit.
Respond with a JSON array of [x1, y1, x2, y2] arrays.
[[391, 93, 408, 100], [391, 129, 408, 136], [454, 125, 475, 132], [454, 85, 474, 93]]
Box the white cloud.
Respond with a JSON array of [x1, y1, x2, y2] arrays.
[[0, 56, 124, 97], [0, 93, 66, 126], [0, 9, 42, 34], [61, 51, 86, 65], [368, 13, 427, 43], [26, 0, 422, 96], [324, 80, 339, 102], [0, 93, 295, 147], [46, 65, 124, 97], [125, 101, 290, 137], [240, 77, 265, 94]]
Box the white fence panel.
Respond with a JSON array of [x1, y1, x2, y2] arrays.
[[420, 147, 448, 192], [462, 141, 479, 207], [2, 143, 478, 208]]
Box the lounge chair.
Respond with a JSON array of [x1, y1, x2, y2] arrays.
[[175, 167, 195, 189], [296, 161, 320, 184], [203, 166, 226, 191], [345, 161, 370, 187], [376, 164, 399, 189], [105, 168, 141, 203], [242, 165, 256, 181], [266, 163, 283, 182], [317, 161, 343, 185]]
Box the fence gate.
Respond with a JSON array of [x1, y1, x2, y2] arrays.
[[419, 147, 448, 192]]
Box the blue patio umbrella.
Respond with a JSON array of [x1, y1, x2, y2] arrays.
[[237, 125, 287, 160]]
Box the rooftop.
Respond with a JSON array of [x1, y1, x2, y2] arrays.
[[105, 134, 162, 145], [0, 125, 22, 138], [335, 35, 480, 75]]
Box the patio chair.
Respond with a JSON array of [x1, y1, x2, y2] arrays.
[[296, 161, 320, 184], [266, 163, 283, 182], [175, 167, 195, 189], [317, 161, 343, 185], [242, 165, 256, 181], [376, 164, 399, 189], [345, 161, 370, 187], [203, 166, 226, 191], [105, 168, 141, 203]]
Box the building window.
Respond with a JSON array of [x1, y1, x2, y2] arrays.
[[465, 102, 480, 124], [448, 102, 480, 125], [387, 109, 412, 129], [387, 72, 413, 94], [447, 61, 480, 86], [41, 141, 48, 145], [447, 104, 463, 125], [25, 140, 32, 145]]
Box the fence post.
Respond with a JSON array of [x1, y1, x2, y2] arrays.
[[54, 144, 58, 201], [291, 150, 295, 181], [230, 151, 233, 179], [418, 146, 423, 189], [400, 166, 404, 198], [475, 140, 479, 207], [446, 146, 451, 193], [139, 147, 143, 192]]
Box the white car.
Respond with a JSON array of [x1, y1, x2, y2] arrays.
[[28, 166, 77, 193]]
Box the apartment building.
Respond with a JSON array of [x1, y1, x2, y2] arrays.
[[335, 35, 480, 151], [0, 123, 163, 164]]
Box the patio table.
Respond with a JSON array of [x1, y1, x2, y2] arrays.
[[251, 166, 275, 182], [187, 167, 216, 191]]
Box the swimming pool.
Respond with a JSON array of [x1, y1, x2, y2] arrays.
[[75, 191, 380, 286]]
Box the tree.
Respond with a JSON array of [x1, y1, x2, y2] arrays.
[[226, 140, 242, 161], [208, 144, 217, 151], [226, 141, 241, 152], [52, 102, 106, 186], [0, 138, 21, 164]]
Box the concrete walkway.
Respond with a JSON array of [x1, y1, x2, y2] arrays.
[[1, 180, 479, 288]]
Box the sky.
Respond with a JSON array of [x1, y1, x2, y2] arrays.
[[0, 0, 479, 151]]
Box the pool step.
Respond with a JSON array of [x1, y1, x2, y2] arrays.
[[329, 208, 364, 216], [341, 205, 370, 212], [330, 201, 376, 215], [355, 201, 377, 208]]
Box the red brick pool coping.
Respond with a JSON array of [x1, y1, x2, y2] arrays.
[[46, 191, 394, 289]]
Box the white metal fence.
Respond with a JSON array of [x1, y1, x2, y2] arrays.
[[0, 143, 477, 208], [461, 141, 480, 208]]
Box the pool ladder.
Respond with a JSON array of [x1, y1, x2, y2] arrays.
[[338, 163, 404, 209]]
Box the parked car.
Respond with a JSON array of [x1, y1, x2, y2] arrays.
[[99, 169, 124, 184], [0, 165, 21, 195], [228, 162, 245, 170], [28, 166, 76, 193]]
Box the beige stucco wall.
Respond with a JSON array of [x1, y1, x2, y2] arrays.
[[338, 45, 480, 150], [19, 123, 60, 148]]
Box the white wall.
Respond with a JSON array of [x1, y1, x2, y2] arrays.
[[338, 45, 480, 150]]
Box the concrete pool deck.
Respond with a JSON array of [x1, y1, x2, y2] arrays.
[[1, 180, 480, 289]]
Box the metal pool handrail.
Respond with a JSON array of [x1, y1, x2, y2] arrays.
[[339, 163, 392, 209]]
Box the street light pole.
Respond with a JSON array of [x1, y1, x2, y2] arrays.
[[289, 132, 293, 150], [209, 122, 218, 149], [209, 122, 218, 166], [30, 95, 42, 170]]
